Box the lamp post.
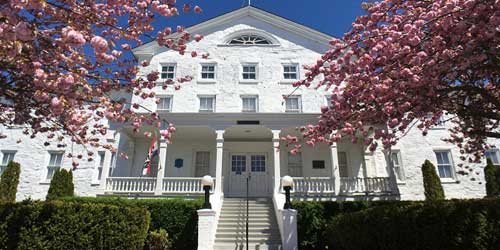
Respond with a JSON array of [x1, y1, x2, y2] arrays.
[[281, 175, 294, 209], [201, 175, 214, 209]]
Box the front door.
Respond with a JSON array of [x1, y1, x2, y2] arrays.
[[227, 153, 270, 197]]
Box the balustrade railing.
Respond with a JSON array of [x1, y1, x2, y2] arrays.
[[289, 177, 335, 194], [339, 177, 392, 194], [106, 177, 156, 193], [162, 177, 214, 194]]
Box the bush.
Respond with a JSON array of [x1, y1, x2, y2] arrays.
[[46, 169, 74, 200], [145, 229, 172, 250], [422, 160, 445, 200], [0, 161, 21, 202], [0, 200, 150, 250], [293, 200, 411, 250], [62, 197, 203, 250], [485, 159, 500, 197], [326, 199, 500, 250]]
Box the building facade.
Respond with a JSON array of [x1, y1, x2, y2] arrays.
[[1, 6, 498, 249]]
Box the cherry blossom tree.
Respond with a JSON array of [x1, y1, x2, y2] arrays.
[[0, 1, 204, 162], [294, 0, 499, 161]]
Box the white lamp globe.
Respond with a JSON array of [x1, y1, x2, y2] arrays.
[[201, 175, 214, 187], [281, 175, 294, 188]]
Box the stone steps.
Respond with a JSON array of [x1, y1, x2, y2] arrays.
[[214, 198, 282, 250]]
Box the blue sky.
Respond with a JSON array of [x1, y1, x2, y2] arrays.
[[150, 0, 368, 39]]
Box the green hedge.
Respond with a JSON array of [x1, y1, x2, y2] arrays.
[[293, 200, 411, 250], [326, 199, 500, 250], [0, 200, 150, 250], [46, 169, 74, 200], [62, 197, 203, 250], [0, 161, 21, 202], [422, 160, 445, 200], [485, 159, 500, 197]]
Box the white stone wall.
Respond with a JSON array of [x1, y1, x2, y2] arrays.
[[134, 16, 330, 114]]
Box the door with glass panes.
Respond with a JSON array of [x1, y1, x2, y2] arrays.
[[227, 153, 270, 197]]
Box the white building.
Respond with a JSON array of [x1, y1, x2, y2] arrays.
[[0, 6, 498, 250]]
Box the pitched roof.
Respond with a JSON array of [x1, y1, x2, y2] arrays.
[[132, 6, 333, 56]]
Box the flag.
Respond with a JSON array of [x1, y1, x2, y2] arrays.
[[142, 136, 158, 176]]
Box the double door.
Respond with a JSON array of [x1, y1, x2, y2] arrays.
[[227, 153, 270, 197]]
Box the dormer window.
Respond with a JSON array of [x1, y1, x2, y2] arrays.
[[228, 35, 272, 45]]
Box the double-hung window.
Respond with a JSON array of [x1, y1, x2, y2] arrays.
[[435, 151, 455, 179], [200, 64, 216, 80], [160, 64, 176, 80], [47, 152, 63, 181], [242, 64, 257, 80], [157, 96, 172, 112], [337, 152, 349, 177], [325, 95, 333, 107], [485, 149, 500, 164], [391, 151, 405, 181], [287, 152, 302, 177], [242, 96, 258, 112], [283, 64, 298, 80], [199, 96, 215, 112], [195, 151, 210, 177], [0, 151, 16, 175], [96, 151, 105, 182], [285, 95, 302, 112]]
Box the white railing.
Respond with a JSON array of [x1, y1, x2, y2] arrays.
[[162, 177, 215, 194], [292, 177, 335, 194], [106, 177, 156, 193], [339, 177, 392, 194]]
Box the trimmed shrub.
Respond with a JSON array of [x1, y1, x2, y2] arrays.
[[0, 200, 150, 250], [293, 200, 411, 250], [46, 169, 74, 200], [145, 229, 172, 250], [422, 160, 445, 200], [485, 159, 500, 197], [62, 197, 202, 250], [0, 161, 21, 202], [326, 199, 500, 250]]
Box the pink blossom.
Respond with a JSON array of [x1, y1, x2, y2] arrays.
[[90, 36, 108, 53]]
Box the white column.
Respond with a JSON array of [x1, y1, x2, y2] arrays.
[[330, 143, 340, 195], [272, 130, 281, 193], [197, 209, 216, 250], [100, 135, 119, 192], [155, 139, 168, 195], [215, 130, 224, 195], [281, 209, 298, 250]]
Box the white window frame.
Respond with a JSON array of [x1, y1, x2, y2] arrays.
[[287, 152, 303, 177], [241, 95, 258, 112], [485, 149, 500, 164], [390, 150, 405, 182], [434, 150, 456, 181], [44, 151, 64, 182], [157, 96, 173, 112], [194, 151, 211, 177], [199, 63, 217, 82], [325, 95, 333, 108], [282, 63, 299, 82], [240, 63, 259, 83], [92, 151, 106, 184], [199, 95, 216, 112], [0, 151, 16, 175], [159, 63, 176, 80], [337, 151, 349, 177], [285, 95, 302, 113]]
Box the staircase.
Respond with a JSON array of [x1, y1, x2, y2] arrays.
[[214, 198, 282, 250]]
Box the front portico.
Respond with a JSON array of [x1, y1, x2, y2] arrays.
[[101, 113, 399, 200]]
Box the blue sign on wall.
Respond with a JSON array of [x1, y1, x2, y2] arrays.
[[174, 159, 183, 168]]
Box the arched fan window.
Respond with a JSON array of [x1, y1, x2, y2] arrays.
[[228, 35, 272, 45]]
